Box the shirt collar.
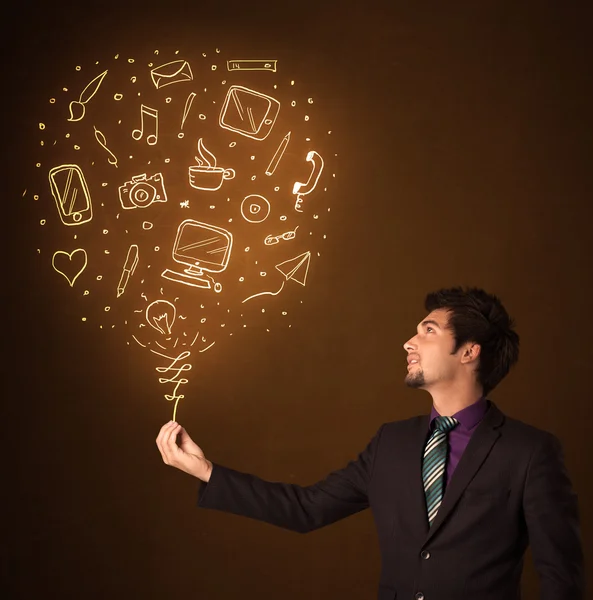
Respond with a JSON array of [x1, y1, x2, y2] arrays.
[[429, 396, 488, 432]]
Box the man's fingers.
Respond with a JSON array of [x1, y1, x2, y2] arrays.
[[156, 421, 181, 465]]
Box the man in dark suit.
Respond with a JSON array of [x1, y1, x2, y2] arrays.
[[156, 286, 584, 599]]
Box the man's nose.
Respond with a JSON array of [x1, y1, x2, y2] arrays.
[[403, 337, 416, 352]]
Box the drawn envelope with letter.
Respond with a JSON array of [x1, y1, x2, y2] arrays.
[[150, 60, 194, 89], [219, 85, 280, 141]]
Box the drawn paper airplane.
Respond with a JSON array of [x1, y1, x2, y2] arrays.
[[275, 251, 311, 286]]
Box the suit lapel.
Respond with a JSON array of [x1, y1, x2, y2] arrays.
[[422, 400, 505, 545]]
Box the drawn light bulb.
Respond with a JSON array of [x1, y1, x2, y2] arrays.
[[146, 300, 176, 335]]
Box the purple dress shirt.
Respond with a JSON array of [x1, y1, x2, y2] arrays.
[[428, 396, 488, 487]]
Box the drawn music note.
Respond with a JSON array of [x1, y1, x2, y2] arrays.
[[132, 104, 158, 145], [93, 126, 118, 167]]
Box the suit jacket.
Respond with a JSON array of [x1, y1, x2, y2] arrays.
[[198, 400, 584, 599]]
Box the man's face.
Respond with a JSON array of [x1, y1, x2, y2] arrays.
[[403, 308, 461, 390]]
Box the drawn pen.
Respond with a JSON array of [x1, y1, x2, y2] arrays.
[[265, 131, 291, 176], [117, 244, 139, 298]]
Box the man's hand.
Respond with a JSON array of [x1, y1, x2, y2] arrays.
[[156, 421, 213, 482]]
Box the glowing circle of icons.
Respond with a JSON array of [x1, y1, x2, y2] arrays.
[[241, 194, 270, 223]]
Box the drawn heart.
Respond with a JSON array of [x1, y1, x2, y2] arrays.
[[52, 249, 88, 287]]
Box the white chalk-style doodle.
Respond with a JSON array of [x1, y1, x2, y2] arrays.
[[264, 225, 299, 245], [93, 126, 118, 168], [161, 219, 233, 292], [178, 92, 197, 138], [150, 60, 193, 89], [150, 348, 192, 421], [275, 251, 311, 286], [293, 150, 324, 212], [132, 104, 159, 145], [188, 138, 236, 191], [226, 59, 277, 72], [68, 69, 108, 122], [118, 172, 168, 210], [52, 248, 88, 287], [241, 194, 271, 223], [265, 131, 291, 176], [49, 164, 93, 226], [116, 244, 139, 297], [219, 85, 280, 141], [242, 281, 286, 303], [146, 299, 176, 334]]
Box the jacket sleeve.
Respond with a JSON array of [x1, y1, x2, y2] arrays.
[[523, 432, 585, 599], [197, 424, 385, 533]]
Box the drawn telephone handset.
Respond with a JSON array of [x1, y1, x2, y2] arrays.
[[292, 150, 324, 212]]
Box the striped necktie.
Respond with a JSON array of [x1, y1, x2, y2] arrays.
[[422, 415, 459, 526]]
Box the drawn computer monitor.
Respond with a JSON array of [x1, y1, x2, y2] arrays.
[[161, 219, 233, 292]]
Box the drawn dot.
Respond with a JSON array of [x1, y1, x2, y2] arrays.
[[280, 215, 287, 221], [154, 49, 159, 55], [154, 246, 160, 251], [239, 277, 244, 282], [76, 65, 81, 71], [178, 133, 184, 139], [222, 80, 226, 84], [131, 76, 137, 83], [114, 93, 123, 100], [39, 123, 45, 130], [274, 186, 280, 191], [74, 145, 80, 150], [128, 58, 134, 63], [208, 205, 215, 209], [200, 318, 206, 323], [308, 98, 313, 104], [216, 48, 220, 53], [282, 311, 287, 315], [211, 65, 217, 70], [166, 97, 172, 103], [62, 87, 68, 91], [40, 141, 44, 146], [103, 229, 108, 234], [165, 158, 170, 163], [229, 142, 236, 147], [290, 80, 295, 85], [313, 214, 319, 219], [251, 175, 256, 181], [291, 101, 296, 107], [97, 276, 102, 280], [328, 131, 332, 134], [40, 219, 46, 225], [199, 114, 206, 120], [323, 234, 327, 239], [82, 317, 87, 321], [148, 63, 153, 67], [83, 290, 89, 296], [260, 272, 266, 276], [49, 98, 55, 104], [228, 218, 233, 222], [306, 137, 311, 141], [101, 182, 108, 187], [65, 133, 71, 138], [137, 92, 141, 96], [114, 54, 119, 59], [104, 250, 110, 254], [245, 247, 250, 252], [250, 155, 255, 160], [118, 120, 121, 124], [273, 84, 277, 89], [262, 308, 266, 313], [34, 194, 39, 200], [304, 116, 310, 121], [105, 306, 111, 311], [35, 163, 41, 167]]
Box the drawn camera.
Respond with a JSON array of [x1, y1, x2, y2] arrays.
[[118, 172, 168, 210]]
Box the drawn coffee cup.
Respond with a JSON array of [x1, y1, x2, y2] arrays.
[[188, 165, 236, 191], [189, 137, 236, 191]]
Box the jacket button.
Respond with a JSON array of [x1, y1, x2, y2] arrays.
[[415, 593, 425, 600], [420, 550, 430, 559]]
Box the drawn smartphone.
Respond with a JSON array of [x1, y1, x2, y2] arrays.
[[49, 164, 93, 226], [219, 85, 280, 141]]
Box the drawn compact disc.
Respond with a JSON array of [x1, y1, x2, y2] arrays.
[[241, 194, 270, 223]]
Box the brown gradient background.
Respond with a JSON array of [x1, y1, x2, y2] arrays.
[[4, 2, 592, 599]]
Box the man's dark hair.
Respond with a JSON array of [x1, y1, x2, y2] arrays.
[[425, 287, 520, 396]]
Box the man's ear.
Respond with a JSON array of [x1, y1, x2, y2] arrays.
[[461, 343, 481, 364]]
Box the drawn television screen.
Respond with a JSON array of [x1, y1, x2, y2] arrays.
[[219, 85, 280, 140], [174, 220, 232, 274]]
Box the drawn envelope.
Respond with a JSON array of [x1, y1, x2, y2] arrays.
[[150, 60, 194, 89]]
